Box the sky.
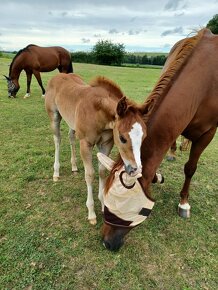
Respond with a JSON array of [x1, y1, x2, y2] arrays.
[[0, 0, 217, 53]]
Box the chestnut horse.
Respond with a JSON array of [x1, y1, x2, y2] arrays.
[[4, 44, 73, 98], [102, 28, 218, 250], [45, 73, 150, 225]]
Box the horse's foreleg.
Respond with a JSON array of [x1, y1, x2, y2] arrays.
[[24, 71, 32, 98], [51, 111, 62, 182], [80, 140, 96, 225], [69, 128, 78, 173], [97, 135, 114, 212], [33, 70, 46, 97], [178, 127, 217, 218]]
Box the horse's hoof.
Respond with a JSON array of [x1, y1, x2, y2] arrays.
[[72, 169, 78, 175], [89, 218, 97, 225], [178, 203, 191, 218], [24, 93, 30, 99], [42, 94, 45, 98], [53, 176, 59, 182], [166, 156, 176, 161]]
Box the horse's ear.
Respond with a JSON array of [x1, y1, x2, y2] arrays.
[[3, 75, 10, 81], [117, 96, 128, 117]]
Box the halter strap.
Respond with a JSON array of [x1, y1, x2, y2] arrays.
[[119, 171, 135, 189]]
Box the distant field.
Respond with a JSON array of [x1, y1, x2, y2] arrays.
[[0, 58, 217, 290], [129, 52, 168, 57]]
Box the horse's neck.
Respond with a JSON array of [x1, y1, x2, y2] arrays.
[[10, 57, 23, 80], [141, 105, 183, 191], [100, 94, 119, 120]]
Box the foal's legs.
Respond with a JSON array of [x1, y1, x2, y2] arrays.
[[33, 70, 46, 97], [97, 134, 114, 212], [80, 139, 96, 225], [69, 128, 78, 173], [51, 111, 62, 182], [24, 71, 32, 98], [178, 127, 217, 218]]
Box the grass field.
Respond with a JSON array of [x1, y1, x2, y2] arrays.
[[0, 58, 217, 290]]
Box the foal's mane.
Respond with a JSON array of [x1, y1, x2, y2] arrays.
[[90, 76, 123, 99], [9, 44, 37, 76], [142, 28, 206, 122]]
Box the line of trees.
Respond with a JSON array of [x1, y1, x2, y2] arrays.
[[71, 40, 167, 66], [71, 51, 167, 66]]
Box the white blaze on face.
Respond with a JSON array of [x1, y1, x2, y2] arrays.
[[128, 122, 143, 169]]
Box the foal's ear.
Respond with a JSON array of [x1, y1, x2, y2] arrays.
[[97, 153, 115, 171], [116, 96, 128, 117]]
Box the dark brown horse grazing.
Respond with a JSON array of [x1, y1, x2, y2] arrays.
[[4, 44, 73, 98], [102, 28, 218, 251]]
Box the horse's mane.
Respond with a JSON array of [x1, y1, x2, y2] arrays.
[[9, 44, 37, 76], [142, 28, 207, 122], [90, 76, 124, 99]]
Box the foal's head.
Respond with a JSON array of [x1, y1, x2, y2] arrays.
[[4, 75, 19, 98], [113, 97, 147, 176]]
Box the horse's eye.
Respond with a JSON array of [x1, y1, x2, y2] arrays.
[[119, 135, 127, 144]]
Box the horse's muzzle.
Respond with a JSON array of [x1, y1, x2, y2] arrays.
[[124, 164, 141, 176]]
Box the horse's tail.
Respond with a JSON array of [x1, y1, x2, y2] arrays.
[[67, 55, 73, 73]]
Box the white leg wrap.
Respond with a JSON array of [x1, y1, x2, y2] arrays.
[[178, 203, 191, 210], [24, 93, 30, 98], [156, 173, 164, 184]]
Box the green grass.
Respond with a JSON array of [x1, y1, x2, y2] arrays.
[[0, 58, 217, 290]]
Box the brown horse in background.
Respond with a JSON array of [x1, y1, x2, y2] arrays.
[[4, 44, 73, 98], [102, 28, 218, 251], [45, 73, 150, 225]]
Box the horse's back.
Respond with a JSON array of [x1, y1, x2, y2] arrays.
[[45, 73, 88, 127], [46, 73, 85, 103], [26, 45, 71, 72]]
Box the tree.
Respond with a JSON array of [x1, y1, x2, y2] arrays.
[[92, 40, 125, 65], [206, 14, 218, 34]]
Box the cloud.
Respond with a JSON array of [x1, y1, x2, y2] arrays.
[[128, 30, 140, 35], [161, 27, 183, 37], [109, 29, 119, 34], [0, 0, 215, 52], [93, 34, 102, 37], [61, 12, 68, 17], [164, 0, 184, 10], [81, 38, 90, 43]]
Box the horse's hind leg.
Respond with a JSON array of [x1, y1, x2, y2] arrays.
[[24, 71, 32, 98], [178, 127, 217, 218], [166, 140, 177, 161], [69, 128, 78, 173], [33, 70, 46, 97], [80, 139, 96, 225], [51, 111, 62, 182]]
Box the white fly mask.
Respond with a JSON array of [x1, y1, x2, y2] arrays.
[[97, 153, 155, 228]]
